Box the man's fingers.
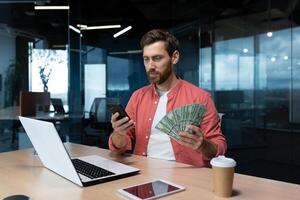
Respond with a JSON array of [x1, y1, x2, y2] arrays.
[[118, 120, 134, 130], [179, 130, 204, 150], [187, 124, 202, 133], [113, 120, 134, 135], [116, 117, 130, 126], [179, 131, 200, 141], [186, 125, 203, 137], [111, 112, 120, 122], [112, 116, 130, 129]]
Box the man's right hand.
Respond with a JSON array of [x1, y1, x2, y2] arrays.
[[111, 112, 134, 148]]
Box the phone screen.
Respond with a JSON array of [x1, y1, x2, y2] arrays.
[[122, 180, 181, 199]]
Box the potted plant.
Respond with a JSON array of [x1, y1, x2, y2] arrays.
[[38, 65, 52, 92]]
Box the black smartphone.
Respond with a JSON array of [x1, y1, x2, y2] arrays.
[[107, 104, 130, 121]]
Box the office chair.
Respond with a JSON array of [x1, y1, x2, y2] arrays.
[[82, 98, 115, 149], [218, 113, 224, 123]]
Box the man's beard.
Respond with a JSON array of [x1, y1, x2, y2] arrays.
[[146, 64, 172, 85]]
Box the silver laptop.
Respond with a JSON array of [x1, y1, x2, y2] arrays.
[[19, 116, 140, 187]]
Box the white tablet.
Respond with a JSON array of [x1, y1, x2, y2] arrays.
[[117, 179, 185, 200]]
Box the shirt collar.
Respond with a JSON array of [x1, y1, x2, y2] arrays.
[[151, 79, 183, 99]]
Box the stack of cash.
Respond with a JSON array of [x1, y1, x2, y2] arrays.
[[155, 104, 206, 141]]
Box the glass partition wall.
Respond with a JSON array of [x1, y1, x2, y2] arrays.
[[0, 0, 69, 151], [1, 0, 300, 185], [198, 14, 300, 183]]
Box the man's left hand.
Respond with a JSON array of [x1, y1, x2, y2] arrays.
[[178, 124, 204, 151]]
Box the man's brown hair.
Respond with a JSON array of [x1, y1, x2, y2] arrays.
[[140, 29, 179, 56]]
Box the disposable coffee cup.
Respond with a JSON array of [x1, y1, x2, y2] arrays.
[[210, 156, 236, 197]]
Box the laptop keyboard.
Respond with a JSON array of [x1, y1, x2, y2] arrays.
[[72, 159, 115, 179]]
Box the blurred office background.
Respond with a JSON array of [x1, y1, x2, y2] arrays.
[[1, 0, 300, 184]]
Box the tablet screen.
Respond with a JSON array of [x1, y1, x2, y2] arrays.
[[122, 180, 181, 199]]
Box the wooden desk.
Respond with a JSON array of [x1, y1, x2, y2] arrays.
[[0, 143, 299, 200], [0, 106, 72, 144], [0, 106, 70, 121]]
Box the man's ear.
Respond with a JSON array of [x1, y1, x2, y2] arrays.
[[172, 50, 180, 64]]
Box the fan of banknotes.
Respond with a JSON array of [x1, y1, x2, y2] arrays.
[[155, 104, 206, 141]]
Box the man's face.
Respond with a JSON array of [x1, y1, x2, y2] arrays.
[[143, 41, 175, 85]]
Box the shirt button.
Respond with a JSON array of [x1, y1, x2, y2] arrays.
[[149, 118, 152, 121], [142, 152, 146, 156], [146, 136, 149, 139], [154, 101, 157, 104]]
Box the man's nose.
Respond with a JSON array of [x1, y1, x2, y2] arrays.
[[148, 59, 156, 69]]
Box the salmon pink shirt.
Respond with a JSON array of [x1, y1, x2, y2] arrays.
[[109, 79, 227, 167]]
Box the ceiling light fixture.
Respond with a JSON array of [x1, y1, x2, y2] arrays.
[[113, 26, 132, 38], [34, 6, 69, 10], [80, 25, 121, 30], [77, 24, 88, 29], [69, 25, 81, 34], [86, 25, 121, 30]]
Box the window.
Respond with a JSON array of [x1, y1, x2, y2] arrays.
[[28, 47, 68, 105]]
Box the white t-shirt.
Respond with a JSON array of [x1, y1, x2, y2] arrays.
[[147, 90, 175, 160]]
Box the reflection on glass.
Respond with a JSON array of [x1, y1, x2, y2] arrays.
[[214, 37, 254, 91], [107, 56, 130, 91], [199, 47, 212, 90], [199, 27, 298, 128], [84, 64, 106, 112]]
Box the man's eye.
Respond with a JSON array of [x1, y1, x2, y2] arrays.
[[143, 58, 149, 62], [153, 56, 162, 61]]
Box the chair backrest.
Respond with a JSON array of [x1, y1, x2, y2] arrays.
[[19, 91, 50, 116], [218, 112, 225, 127], [51, 98, 66, 114], [89, 98, 106, 124], [89, 97, 120, 126], [218, 113, 224, 122]]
